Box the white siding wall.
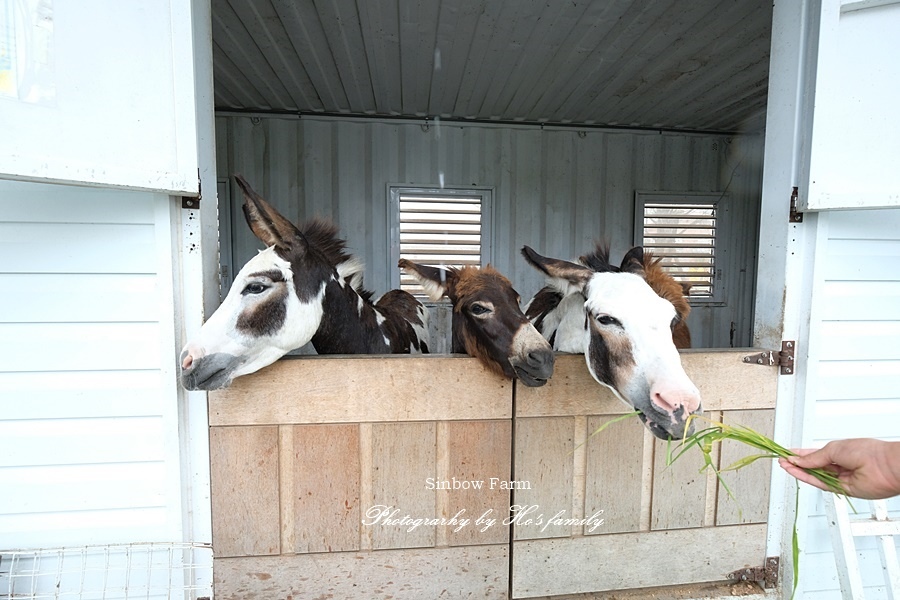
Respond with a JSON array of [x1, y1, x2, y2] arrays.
[[215, 115, 765, 348], [798, 208, 900, 599], [0, 180, 184, 549]]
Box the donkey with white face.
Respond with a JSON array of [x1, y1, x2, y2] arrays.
[[522, 245, 701, 439], [180, 175, 428, 390]]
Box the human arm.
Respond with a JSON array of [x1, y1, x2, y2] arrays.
[[778, 438, 900, 500]]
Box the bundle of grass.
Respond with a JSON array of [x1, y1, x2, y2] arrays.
[[666, 415, 852, 500]]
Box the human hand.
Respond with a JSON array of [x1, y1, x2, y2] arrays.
[[778, 438, 900, 500]]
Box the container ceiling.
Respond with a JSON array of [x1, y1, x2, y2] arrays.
[[212, 0, 773, 133]]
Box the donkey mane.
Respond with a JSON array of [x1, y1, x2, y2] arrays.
[[578, 243, 617, 273], [301, 217, 378, 300], [642, 252, 691, 321], [301, 218, 353, 268]]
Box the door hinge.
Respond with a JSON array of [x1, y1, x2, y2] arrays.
[[182, 196, 200, 209], [789, 186, 803, 223], [742, 341, 796, 375], [728, 556, 779, 588]]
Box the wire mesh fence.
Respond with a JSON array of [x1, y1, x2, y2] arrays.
[[0, 542, 212, 600]]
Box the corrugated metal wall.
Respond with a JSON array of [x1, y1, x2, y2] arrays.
[[215, 115, 764, 348]]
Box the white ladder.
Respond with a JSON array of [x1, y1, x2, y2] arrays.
[[824, 495, 900, 599]]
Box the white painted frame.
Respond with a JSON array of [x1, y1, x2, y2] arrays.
[[0, 0, 199, 194], [797, 0, 900, 211]]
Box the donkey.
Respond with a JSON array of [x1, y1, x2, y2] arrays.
[[180, 175, 429, 390], [526, 248, 693, 351], [522, 244, 701, 439], [399, 260, 555, 387]]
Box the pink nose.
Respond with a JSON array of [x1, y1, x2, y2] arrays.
[[181, 345, 204, 371], [650, 383, 702, 418]]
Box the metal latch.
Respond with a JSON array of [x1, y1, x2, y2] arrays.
[[182, 196, 200, 209], [743, 341, 796, 375], [728, 556, 779, 588], [789, 187, 803, 223]]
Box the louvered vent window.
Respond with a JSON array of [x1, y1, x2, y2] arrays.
[[391, 187, 492, 298], [636, 194, 721, 299]]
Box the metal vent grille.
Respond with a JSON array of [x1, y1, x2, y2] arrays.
[[399, 193, 482, 297], [641, 201, 717, 297]]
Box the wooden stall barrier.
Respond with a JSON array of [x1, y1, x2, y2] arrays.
[[208, 350, 777, 599]]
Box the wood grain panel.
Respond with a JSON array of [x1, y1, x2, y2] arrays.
[[289, 424, 361, 553], [214, 545, 509, 600], [446, 420, 512, 546], [513, 417, 574, 540], [716, 409, 776, 525], [511, 524, 767, 598], [370, 422, 436, 550], [516, 351, 777, 417], [584, 415, 646, 534], [209, 355, 511, 426], [650, 435, 709, 531], [209, 426, 280, 557]]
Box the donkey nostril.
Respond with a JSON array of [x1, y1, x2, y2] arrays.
[[528, 350, 552, 367], [652, 391, 679, 413], [182, 354, 194, 371]]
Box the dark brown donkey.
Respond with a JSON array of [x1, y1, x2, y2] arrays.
[[180, 175, 429, 390], [399, 260, 555, 387]]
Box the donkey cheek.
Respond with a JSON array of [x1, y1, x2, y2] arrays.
[[236, 292, 288, 336]]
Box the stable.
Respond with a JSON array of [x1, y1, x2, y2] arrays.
[[1, 1, 898, 599]]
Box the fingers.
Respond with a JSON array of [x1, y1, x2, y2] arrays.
[[784, 444, 836, 470], [778, 457, 833, 492]]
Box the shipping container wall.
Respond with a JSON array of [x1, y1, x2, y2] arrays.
[[215, 115, 764, 348]]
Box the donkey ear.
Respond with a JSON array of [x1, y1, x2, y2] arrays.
[[521, 246, 592, 294], [398, 259, 458, 302], [235, 174, 306, 252], [620, 246, 645, 275]]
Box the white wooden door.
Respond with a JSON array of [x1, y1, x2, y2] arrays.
[[757, 1, 900, 598], [798, 0, 900, 211], [0, 0, 198, 193], [0, 1, 214, 597]]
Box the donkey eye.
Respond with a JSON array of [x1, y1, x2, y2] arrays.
[[470, 303, 491, 316], [243, 282, 268, 295], [596, 314, 620, 327]]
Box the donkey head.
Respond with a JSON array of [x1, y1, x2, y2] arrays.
[[399, 260, 555, 387], [180, 175, 329, 390], [521, 245, 702, 439]]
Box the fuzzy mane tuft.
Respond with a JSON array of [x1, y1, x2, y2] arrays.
[[578, 243, 618, 273]]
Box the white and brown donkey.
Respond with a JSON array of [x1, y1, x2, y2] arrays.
[[180, 175, 429, 390], [522, 244, 701, 439]]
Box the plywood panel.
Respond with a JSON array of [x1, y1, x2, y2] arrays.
[[446, 420, 512, 546], [209, 355, 511, 425], [650, 435, 709, 531], [514, 417, 574, 540], [209, 426, 280, 557], [516, 352, 777, 418], [584, 414, 646, 534], [214, 545, 509, 600], [716, 410, 775, 525], [370, 422, 437, 550], [511, 524, 767, 598], [288, 424, 361, 553]]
